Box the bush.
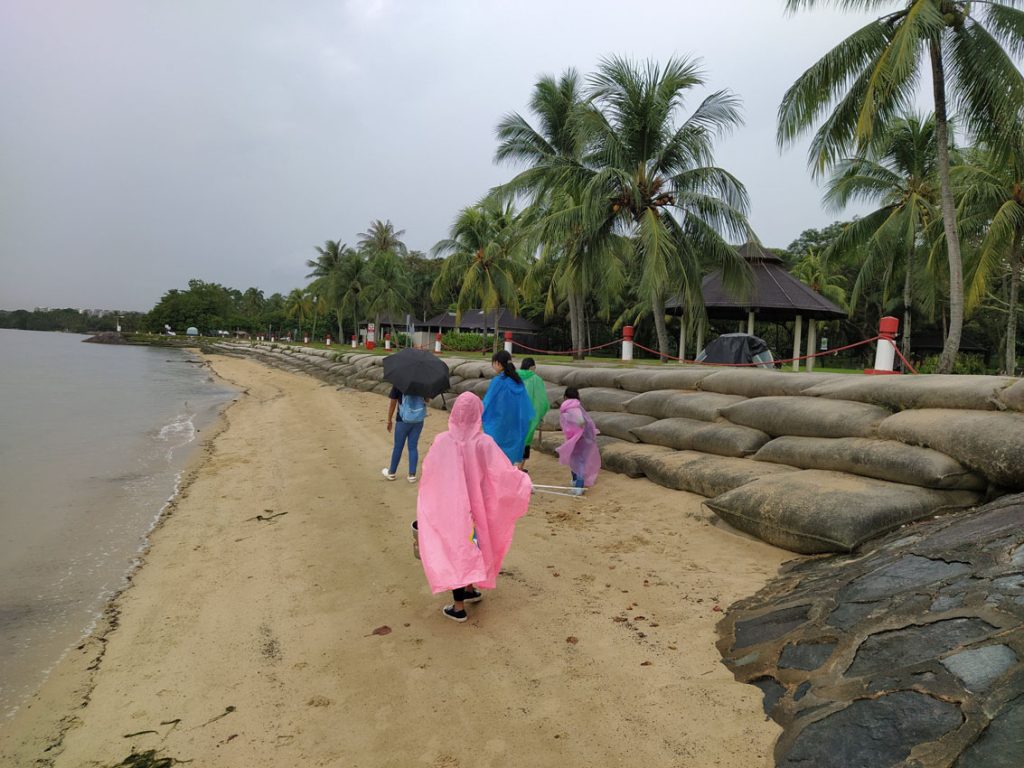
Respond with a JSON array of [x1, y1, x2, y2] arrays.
[[442, 331, 493, 351], [916, 353, 988, 375]]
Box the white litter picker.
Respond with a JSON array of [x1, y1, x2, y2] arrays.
[[531, 483, 583, 498]]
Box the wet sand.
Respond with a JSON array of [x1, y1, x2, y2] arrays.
[[0, 355, 788, 768]]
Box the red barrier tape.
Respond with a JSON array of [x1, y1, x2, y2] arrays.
[[631, 335, 895, 368], [509, 338, 622, 356]]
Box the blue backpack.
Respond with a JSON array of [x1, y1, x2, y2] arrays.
[[399, 394, 426, 423]]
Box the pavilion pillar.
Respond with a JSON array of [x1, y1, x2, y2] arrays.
[[747, 310, 755, 335], [806, 319, 817, 372], [792, 315, 803, 372]]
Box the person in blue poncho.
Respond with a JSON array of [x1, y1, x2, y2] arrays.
[[482, 350, 534, 466]]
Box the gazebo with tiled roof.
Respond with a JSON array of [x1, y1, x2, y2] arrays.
[[666, 241, 847, 371]]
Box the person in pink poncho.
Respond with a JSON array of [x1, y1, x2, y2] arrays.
[[416, 392, 532, 623], [556, 387, 601, 496]]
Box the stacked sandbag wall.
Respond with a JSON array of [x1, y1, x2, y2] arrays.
[[213, 343, 1024, 555]]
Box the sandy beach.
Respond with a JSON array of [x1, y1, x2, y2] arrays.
[[1, 355, 788, 768]]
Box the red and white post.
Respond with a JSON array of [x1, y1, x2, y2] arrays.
[[303, 335, 309, 344], [434, 332, 442, 354], [503, 331, 513, 354], [325, 334, 332, 346], [865, 316, 900, 375], [351, 335, 357, 348], [622, 326, 634, 361], [385, 333, 391, 351]]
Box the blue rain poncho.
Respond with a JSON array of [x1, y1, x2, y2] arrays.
[[481, 373, 535, 464]]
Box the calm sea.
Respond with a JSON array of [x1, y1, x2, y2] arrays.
[[0, 329, 237, 719]]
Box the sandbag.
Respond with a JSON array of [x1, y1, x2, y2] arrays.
[[721, 396, 890, 438], [560, 368, 625, 389], [451, 379, 480, 395], [802, 375, 1017, 411], [589, 412, 657, 443], [578, 387, 637, 413], [704, 470, 981, 554], [541, 409, 562, 431], [537, 431, 565, 453], [630, 417, 770, 457], [596, 439, 674, 478], [452, 361, 492, 379], [614, 367, 717, 393], [698, 370, 840, 398], [999, 379, 1024, 411], [544, 383, 566, 408], [639, 450, 799, 498], [625, 389, 745, 421], [754, 436, 987, 491], [877, 409, 1024, 489], [372, 382, 393, 396], [533, 364, 572, 386]]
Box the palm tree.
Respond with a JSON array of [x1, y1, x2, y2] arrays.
[[779, 0, 1024, 372], [431, 197, 530, 351], [494, 70, 610, 357], [284, 289, 312, 339], [306, 239, 356, 341], [576, 55, 753, 359], [822, 114, 942, 358], [357, 220, 410, 340], [956, 142, 1024, 373]]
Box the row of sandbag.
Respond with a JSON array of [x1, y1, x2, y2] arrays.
[[533, 432, 982, 555]]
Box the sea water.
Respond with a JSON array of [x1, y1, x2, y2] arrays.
[[0, 329, 237, 718]]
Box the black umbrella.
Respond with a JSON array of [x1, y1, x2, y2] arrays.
[[382, 348, 451, 398]]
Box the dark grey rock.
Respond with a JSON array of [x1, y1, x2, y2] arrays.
[[955, 696, 1024, 768], [846, 619, 996, 678], [779, 641, 836, 671], [838, 554, 972, 603], [752, 677, 786, 715], [782, 692, 962, 767], [827, 601, 880, 631], [733, 604, 811, 649], [931, 593, 966, 612], [941, 645, 1019, 692]]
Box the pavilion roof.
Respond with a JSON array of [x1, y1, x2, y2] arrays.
[[667, 242, 847, 321]]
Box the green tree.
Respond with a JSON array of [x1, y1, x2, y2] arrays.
[[779, 0, 1024, 372], [358, 221, 411, 340], [822, 114, 943, 358], [306, 239, 357, 341], [284, 289, 313, 338], [431, 197, 530, 351], [576, 55, 753, 359], [495, 70, 621, 358], [956, 142, 1024, 373]]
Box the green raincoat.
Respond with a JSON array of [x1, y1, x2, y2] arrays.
[[519, 369, 550, 448]]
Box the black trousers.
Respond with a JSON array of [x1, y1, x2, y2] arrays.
[[452, 587, 469, 602]]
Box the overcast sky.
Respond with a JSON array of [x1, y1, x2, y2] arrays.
[[1, 1, 884, 311]]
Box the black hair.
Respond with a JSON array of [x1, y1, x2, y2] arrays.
[[491, 350, 522, 384], [563, 386, 580, 401], [521, 357, 536, 370]]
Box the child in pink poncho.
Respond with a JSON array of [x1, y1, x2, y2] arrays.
[[416, 392, 532, 623], [556, 387, 601, 495]]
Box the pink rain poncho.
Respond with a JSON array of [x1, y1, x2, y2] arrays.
[[416, 392, 532, 594], [555, 398, 601, 487]]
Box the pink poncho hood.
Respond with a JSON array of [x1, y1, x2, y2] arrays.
[[416, 392, 532, 594], [555, 398, 601, 487]]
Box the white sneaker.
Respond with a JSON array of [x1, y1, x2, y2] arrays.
[[407, 475, 418, 483], [381, 468, 397, 481]]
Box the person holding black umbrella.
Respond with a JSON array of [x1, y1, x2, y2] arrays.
[[381, 349, 450, 483]]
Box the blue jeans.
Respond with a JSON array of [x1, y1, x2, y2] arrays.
[[571, 471, 585, 489], [389, 420, 424, 475]]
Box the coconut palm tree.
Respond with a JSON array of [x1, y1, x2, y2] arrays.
[[494, 70, 613, 357], [956, 141, 1024, 373], [284, 289, 312, 339], [357, 220, 409, 341], [431, 197, 530, 351], [306, 239, 357, 341], [576, 55, 753, 359], [822, 114, 943, 358], [779, 0, 1024, 372]]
